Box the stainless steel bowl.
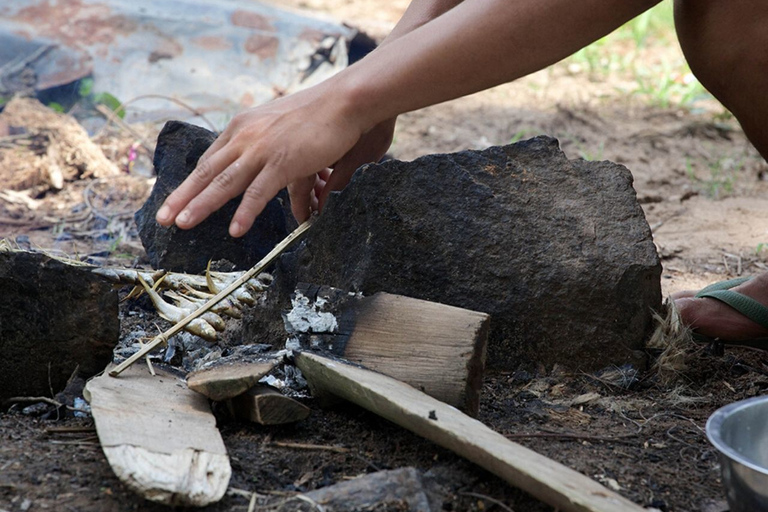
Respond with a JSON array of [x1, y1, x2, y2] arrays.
[[707, 396, 768, 512]]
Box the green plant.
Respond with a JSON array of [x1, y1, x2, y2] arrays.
[[631, 58, 709, 109], [563, 134, 605, 161], [77, 77, 125, 118], [509, 128, 533, 144], [578, 141, 604, 161], [686, 155, 744, 199], [47, 102, 65, 113], [561, 2, 716, 110]]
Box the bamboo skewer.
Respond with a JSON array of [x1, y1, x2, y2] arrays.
[[109, 217, 316, 377]]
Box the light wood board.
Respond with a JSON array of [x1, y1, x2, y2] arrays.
[[340, 292, 489, 415], [186, 359, 279, 401], [295, 351, 646, 512], [85, 365, 230, 506]]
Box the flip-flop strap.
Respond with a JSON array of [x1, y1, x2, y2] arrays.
[[695, 276, 753, 297], [697, 289, 768, 331]]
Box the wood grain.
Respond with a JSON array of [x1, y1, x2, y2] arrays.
[[295, 351, 645, 512], [340, 292, 489, 415], [85, 365, 230, 506], [187, 360, 278, 401]]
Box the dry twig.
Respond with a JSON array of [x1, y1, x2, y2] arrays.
[[271, 442, 349, 454]]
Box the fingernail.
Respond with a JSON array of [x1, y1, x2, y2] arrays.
[[156, 205, 171, 223], [229, 221, 242, 237], [177, 210, 191, 225]]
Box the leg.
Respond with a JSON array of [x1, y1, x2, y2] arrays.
[[673, 275, 768, 342], [673, 0, 768, 339], [674, 0, 768, 158]]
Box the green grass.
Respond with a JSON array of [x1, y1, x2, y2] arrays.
[[685, 154, 744, 199], [565, 2, 712, 110]]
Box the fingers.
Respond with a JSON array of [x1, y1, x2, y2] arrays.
[[318, 159, 357, 210], [156, 144, 238, 227], [197, 131, 229, 168], [230, 168, 288, 237], [287, 174, 317, 224], [311, 170, 330, 212], [183, 157, 273, 229], [314, 169, 330, 202]]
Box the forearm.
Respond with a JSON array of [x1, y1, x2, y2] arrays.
[[336, 0, 661, 132], [381, 0, 465, 45]]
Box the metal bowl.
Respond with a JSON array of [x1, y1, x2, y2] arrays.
[[707, 396, 768, 512]]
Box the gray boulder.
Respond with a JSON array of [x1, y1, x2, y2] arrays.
[[270, 136, 661, 370], [135, 121, 295, 273]]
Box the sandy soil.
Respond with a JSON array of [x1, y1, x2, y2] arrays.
[[2, 1, 768, 511]]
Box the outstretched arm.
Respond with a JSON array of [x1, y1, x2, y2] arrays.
[[157, 0, 660, 236], [315, 0, 465, 213]]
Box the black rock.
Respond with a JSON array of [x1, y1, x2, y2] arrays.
[[0, 251, 119, 401], [268, 136, 661, 371], [135, 121, 295, 273]]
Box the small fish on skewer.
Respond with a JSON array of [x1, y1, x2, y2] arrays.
[[181, 283, 243, 319], [136, 275, 217, 341], [164, 290, 226, 331], [206, 261, 255, 305]]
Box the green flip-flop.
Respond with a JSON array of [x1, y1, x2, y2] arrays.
[[691, 276, 768, 350]]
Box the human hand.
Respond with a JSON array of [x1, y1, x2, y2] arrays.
[[155, 84, 366, 236], [317, 117, 396, 210]]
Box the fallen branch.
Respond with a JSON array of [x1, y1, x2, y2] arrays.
[[109, 217, 315, 377]]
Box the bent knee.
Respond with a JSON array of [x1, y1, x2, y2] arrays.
[[675, 0, 768, 94]]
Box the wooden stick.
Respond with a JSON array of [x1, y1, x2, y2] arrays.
[[109, 217, 315, 377], [295, 352, 646, 512], [270, 442, 349, 454]]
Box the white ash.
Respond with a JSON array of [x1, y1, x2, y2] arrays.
[[259, 364, 309, 398], [191, 344, 279, 373], [285, 336, 301, 352], [259, 374, 284, 389], [283, 291, 338, 334], [73, 397, 91, 418]]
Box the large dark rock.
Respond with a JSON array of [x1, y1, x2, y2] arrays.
[[135, 121, 295, 273], [0, 251, 119, 401], [270, 136, 661, 371]]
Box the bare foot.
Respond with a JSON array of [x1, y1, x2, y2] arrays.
[[673, 273, 768, 341]]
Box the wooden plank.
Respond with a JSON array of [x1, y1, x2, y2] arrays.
[[341, 292, 488, 415], [85, 365, 230, 507], [187, 359, 278, 401], [294, 352, 646, 512], [288, 285, 489, 415], [228, 385, 310, 425]]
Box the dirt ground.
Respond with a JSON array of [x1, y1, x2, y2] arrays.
[[3, 1, 768, 511]]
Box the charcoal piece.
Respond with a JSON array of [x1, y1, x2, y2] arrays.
[[135, 120, 295, 273], [0, 251, 119, 401], [271, 136, 661, 371]]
